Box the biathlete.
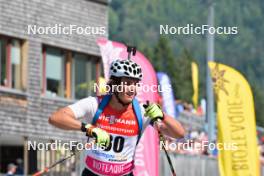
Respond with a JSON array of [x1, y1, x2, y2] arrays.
[[49, 58, 185, 176]]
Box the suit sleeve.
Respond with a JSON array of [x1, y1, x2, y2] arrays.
[[68, 96, 98, 123]]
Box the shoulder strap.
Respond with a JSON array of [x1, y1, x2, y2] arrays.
[[132, 98, 143, 144], [92, 94, 112, 125]]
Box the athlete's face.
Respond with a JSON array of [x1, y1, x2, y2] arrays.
[[118, 77, 139, 103]]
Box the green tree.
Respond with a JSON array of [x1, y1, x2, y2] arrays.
[[152, 36, 174, 71], [109, 0, 264, 126], [172, 49, 194, 102], [151, 37, 194, 102], [252, 85, 264, 127]]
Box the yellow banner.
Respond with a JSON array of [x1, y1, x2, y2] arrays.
[[209, 62, 260, 176], [191, 62, 199, 109]]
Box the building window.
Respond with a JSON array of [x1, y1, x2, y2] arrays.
[[11, 40, 22, 89], [0, 39, 7, 86], [0, 37, 23, 90], [43, 47, 65, 97], [42, 46, 99, 99], [72, 53, 96, 99]]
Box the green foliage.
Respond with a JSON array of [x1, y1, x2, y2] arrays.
[[152, 37, 174, 71], [147, 36, 194, 103], [109, 0, 264, 126], [252, 85, 264, 126], [173, 49, 194, 102]]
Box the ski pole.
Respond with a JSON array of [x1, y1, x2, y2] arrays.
[[126, 45, 136, 60], [32, 151, 78, 176], [32, 138, 96, 176], [154, 120, 177, 176], [144, 101, 177, 176]]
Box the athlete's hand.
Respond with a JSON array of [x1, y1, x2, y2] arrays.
[[85, 124, 110, 147], [144, 103, 164, 121]]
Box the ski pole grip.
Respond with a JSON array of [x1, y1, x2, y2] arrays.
[[92, 132, 98, 143], [144, 101, 163, 123], [33, 171, 43, 176], [144, 101, 156, 124], [33, 167, 48, 176], [143, 100, 150, 109], [92, 132, 97, 138]]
